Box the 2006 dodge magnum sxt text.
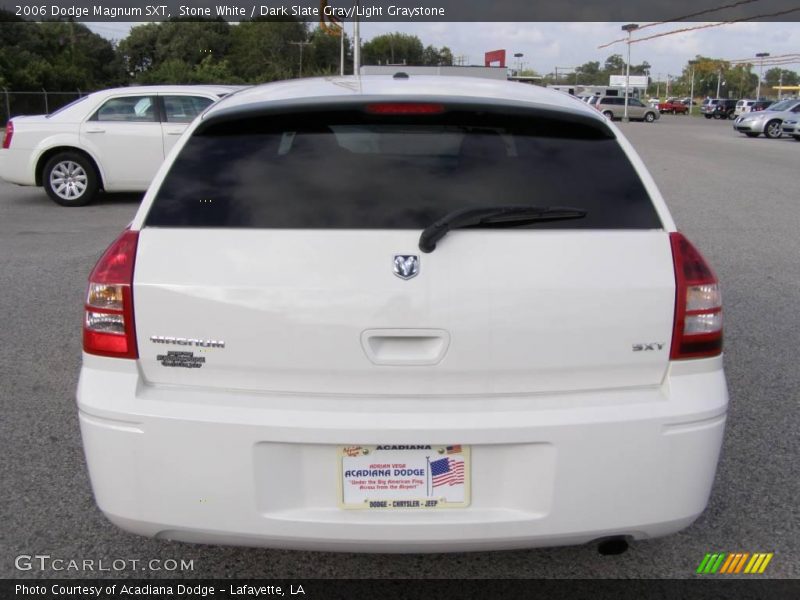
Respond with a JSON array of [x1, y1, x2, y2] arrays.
[[76, 75, 728, 552]]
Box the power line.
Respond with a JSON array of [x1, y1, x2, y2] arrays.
[[636, 0, 766, 31], [626, 8, 800, 45], [728, 53, 800, 63], [597, 0, 781, 49]]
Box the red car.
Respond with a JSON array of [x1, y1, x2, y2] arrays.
[[658, 99, 689, 114]]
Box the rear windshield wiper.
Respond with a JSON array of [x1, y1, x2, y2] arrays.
[[419, 205, 587, 253]]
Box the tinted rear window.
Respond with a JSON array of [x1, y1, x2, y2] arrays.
[[145, 107, 661, 230]]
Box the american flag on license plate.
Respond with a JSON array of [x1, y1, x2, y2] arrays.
[[430, 457, 465, 488]]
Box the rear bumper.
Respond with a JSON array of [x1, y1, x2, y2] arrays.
[[0, 149, 36, 186], [77, 355, 728, 552]]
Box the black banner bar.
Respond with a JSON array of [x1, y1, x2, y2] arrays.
[[2, 0, 800, 22], [3, 579, 800, 600]]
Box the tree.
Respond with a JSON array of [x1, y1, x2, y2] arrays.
[[604, 54, 626, 75], [0, 18, 123, 90], [574, 61, 602, 85], [361, 33, 424, 66], [306, 27, 351, 76], [421, 44, 453, 66], [227, 19, 308, 82], [118, 19, 232, 82], [765, 68, 799, 88]]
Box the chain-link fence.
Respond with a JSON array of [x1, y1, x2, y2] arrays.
[[2, 89, 97, 124]]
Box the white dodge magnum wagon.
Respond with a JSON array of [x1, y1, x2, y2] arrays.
[[77, 75, 728, 552]]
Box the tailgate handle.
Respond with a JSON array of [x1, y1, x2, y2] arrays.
[[360, 329, 450, 366]]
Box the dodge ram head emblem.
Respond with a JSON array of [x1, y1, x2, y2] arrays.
[[393, 255, 419, 280]]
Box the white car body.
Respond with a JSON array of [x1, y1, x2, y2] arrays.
[[77, 75, 728, 552], [0, 85, 239, 205], [734, 99, 756, 116]]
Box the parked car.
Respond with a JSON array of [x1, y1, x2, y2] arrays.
[[700, 98, 738, 120], [750, 100, 774, 112], [733, 98, 800, 138], [780, 117, 800, 141], [596, 96, 660, 122], [734, 100, 756, 117], [0, 85, 240, 206], [680, 98, 697, 106], [734, 99, 773, 117], [77, 75, 727, 552], [658, 99, 689, 114]]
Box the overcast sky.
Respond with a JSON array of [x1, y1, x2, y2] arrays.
[[87, 21, 800, 80]]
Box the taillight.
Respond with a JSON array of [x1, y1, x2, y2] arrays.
[[2, 121, 12, 149], [365, 103, 445, 115], [83, 229, 139, 359], [669, 232, 722, 360]]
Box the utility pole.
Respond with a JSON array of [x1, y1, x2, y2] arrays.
[[289, 41, 311, 78], [689, 60, 697, 115], [340, 30, 345, 76], [353, 1, 361, 76], [621, 23, 639, 122], [716, 67, 723, 98], [778, 71, 783, 99], [756, 52, 770, 99]]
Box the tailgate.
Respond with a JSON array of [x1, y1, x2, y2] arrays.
[[133, 228, 675, 396]]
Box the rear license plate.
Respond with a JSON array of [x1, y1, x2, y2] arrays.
[[339, 445, 470, 509]]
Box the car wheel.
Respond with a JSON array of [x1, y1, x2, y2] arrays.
[[793, 136, 800, 142], [728, 112, 736, 120], [744, 132, 760, 138], [704, 114, 712, 119], [644, 112, 656, 123], [764, 120, 783, 139], [602, 111, 614, 120], [43, 152, 99, 207], [713, 113, 722, 120]]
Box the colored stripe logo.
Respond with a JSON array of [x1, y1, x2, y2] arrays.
[[696, 552, 774, 574]]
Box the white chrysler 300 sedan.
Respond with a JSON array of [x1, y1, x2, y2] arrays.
[[0, 85, 239, 206], [76, 75, 728, 552]]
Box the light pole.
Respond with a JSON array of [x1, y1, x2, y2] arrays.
[[688, 60, 697, 115], [621, 23, 639, 122], [514, 52, 523, 75], [716, 66, 723, 99], [755, 52, 769, 99]]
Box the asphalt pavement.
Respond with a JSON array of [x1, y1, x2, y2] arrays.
[[1, 115, 798, 579]]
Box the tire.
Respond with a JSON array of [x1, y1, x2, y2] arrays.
[[728, 112, 736, 120], [713, 113, 722, 120], [794, 136, 800, 142], [602, 110, 614, 120], [704, 114, 712, 119], [764, 120, 783, 139], [644, 112, 656, 123], [745, 132, 760, 138], [42, 152, 99, 207]]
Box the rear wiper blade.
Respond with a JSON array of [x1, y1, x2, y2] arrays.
[[418, 205, 587, 253]]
